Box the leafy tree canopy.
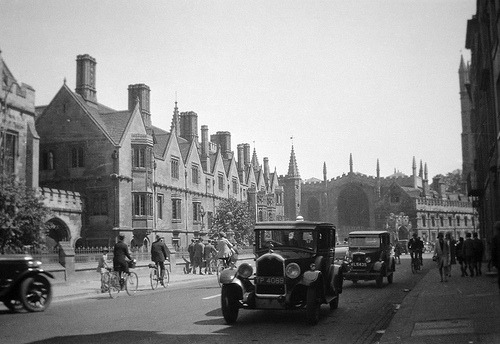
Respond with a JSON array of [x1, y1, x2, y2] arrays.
[[431, 169, 463, 194], [0, 179, 52, 254], [208, 198, 255, 246]]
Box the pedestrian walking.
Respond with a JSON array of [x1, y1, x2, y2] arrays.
[[445, 232, 456, 277], [203, 239, 217, 274], [463, 232, 475, 277], [472, 232, 484, 276], [394, 242, 402, 264], [187, 238, 195, 273], [456, 237, 468, 277], [491, 222, 500, 292], [96, 249, 111, 293], [151, 235, 171, 286], [434, 232, 451, 282], [193, 238, 205, 275]]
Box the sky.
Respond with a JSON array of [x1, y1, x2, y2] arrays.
[[0, 0, 476, 180]]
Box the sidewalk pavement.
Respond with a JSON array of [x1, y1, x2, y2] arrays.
[[50, 254, 255, 302], [380, 267, 500, 344]]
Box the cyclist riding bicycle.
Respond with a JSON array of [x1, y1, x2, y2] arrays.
[[408, 233, 423, 267], [216, 232, 235, 268], [113, 234, 135, 287], [151, 234, 171, 286]]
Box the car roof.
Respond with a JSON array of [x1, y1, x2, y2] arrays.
[[349, 231, 389, 236], [254, 221, 335, 231]]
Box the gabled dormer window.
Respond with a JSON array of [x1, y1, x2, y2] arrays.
[[132, 146, 145, 168], [171, 157, 180, 179]]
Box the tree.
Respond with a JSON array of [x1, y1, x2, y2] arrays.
[[432, 169, 463, 193], [0, 179, 52, 254], [209, 198, 255, 246]]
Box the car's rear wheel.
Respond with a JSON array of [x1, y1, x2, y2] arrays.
[[306, 287, 320, 325], [20, 275, 52, 312], [221, 285, 239, 324]]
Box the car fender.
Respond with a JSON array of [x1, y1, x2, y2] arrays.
[[373, 261, 384, 272], [219, 267, 239, 285], [302, 270, 321, 287]]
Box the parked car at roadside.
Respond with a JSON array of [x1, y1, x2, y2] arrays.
[[344, 231, 396, 288], [219, 221, 344, 325], [0, 255, 54, 312]]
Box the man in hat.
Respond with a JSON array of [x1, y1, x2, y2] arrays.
[[151, 234, 171, 285], [113, 234, 133, 284], [408, 232, 423, 266]]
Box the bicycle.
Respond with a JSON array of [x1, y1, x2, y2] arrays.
[[104, 262, 138, 298], [410, 253, 421, 274], [149, 262, 170, 290]]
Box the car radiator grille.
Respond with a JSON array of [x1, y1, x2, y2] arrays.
[[255, 255, 285, 295]]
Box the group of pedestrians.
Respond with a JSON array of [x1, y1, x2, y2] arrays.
[[433, 230, 484, 282], [187, 232, 236, 275]]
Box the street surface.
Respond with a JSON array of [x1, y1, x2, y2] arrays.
[[0, 255, 430, 344]]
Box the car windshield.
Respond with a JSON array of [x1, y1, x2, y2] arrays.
[[349, 236, 380, 247], [256, 229, 317, 251]]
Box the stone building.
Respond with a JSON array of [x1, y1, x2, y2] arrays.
[[300, 155, 478, 243], [0, 50, 82, 247], [35, 54, 285, 250], [463, 2, 500, 249]]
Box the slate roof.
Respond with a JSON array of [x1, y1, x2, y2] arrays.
[[100, 110, 133, 144]]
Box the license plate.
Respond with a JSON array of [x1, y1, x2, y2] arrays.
[[255, 276, 285, 285], [353, 262, 366, 267]]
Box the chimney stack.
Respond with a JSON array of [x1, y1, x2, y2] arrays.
[[201, 125, 211, 172], [75, 54, 97, 103], [128, 84, 151, 129]]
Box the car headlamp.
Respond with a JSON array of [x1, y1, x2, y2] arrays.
[[285, 263, 301, 279], [365, 257, 371, 263], [237, 263, 253, 279]]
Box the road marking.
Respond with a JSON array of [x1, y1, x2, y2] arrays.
[[203, 294, 221, 300]]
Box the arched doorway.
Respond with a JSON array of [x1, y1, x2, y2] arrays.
[[338, 185, 370, 228], [46, 218, 70, 243], [307, 197, 320, 221]]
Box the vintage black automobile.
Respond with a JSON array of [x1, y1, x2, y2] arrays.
[[219, 221, 343, 325], [0, 255, 54, 312], [344, 231, 395, 288]]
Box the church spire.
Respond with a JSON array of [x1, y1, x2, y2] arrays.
[[323, 162, 327, 182], [287, 145, 300, 178], [349, 153, 353, 173], [170, 101, 180, 137], [376, 159, 380, 178], [251, 147, 260, 170], [419, 159, 423, 177]]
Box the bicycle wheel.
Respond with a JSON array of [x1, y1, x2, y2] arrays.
[[216, 260, 225, 287], [163, 269, 170, 287], [150, 269, 158, 290], [108, 273, 121, 298], [126, 272, 138, 296]]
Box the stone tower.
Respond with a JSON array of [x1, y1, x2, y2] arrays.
[[459, 55, 474, 193], [284, 145, 301, 220]]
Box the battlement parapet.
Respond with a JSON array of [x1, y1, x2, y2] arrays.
[[39, 187, 83, 212]]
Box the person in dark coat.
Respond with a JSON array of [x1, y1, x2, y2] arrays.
[[203, 239, 217, 274], [193, 238, 205, 275], [113, 234, 133, 278], [462, 232, 475, 277], [445, 232, 456, 277], [187, 239, 196, 268], [151, 235, 171, 285], [455, 237, 467, 277], [472, 232, 484, 276], [491, 222, 500, 292]]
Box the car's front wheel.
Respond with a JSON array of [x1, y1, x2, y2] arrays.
[[221, 285, 240, 324], [20, 275, 52, 312], [329, 295, 339, 310], [306, 286, 320, 325]]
